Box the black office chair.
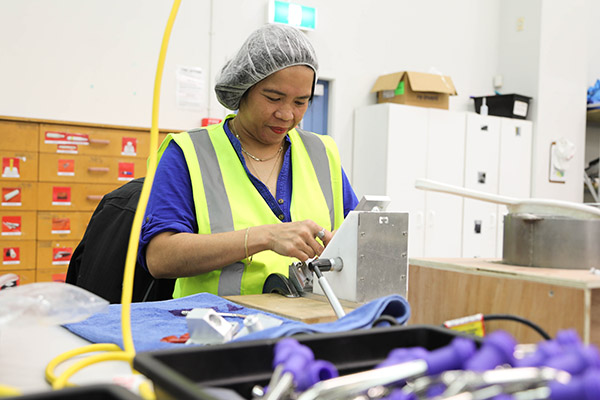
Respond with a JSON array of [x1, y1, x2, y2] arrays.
[[66, 178, 174, 304]]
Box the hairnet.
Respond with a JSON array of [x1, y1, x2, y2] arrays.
[[215, 24, 319, 110]]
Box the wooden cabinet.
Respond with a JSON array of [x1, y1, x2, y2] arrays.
[[0, 115, 172, 283], [353, 103, 532, 258], [408, 258, 600, 347]]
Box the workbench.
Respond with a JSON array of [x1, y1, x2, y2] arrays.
[[225, 293, 359, 324], [407, 258, 600, 346]]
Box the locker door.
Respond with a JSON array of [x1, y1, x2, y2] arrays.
[[462, 114, 501, 258], [424, 108, 466, 257], [496, 118, 533, 257], [386, 105, 428, 258]]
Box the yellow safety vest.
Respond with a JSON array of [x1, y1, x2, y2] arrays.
[[155, 116, 344, 297]]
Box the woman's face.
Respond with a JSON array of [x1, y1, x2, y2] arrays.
[[236, 65, 314, 146]]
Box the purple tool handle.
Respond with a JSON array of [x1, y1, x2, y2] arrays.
[[377, 347, 429, 369], [549, 368, 600, 400], [555, 329, 582, 348], [515, 340, 563, 368], [296, 359, 338, 391], [424, 337, 477, 375], [273, 338, 314, 378], [545, 345, 600, 376], [464, 330, 517, 371]]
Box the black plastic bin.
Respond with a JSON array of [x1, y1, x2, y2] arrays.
[[4, 384, 142, 400], [473, 94, 532, 119], [133, 324, 480, 400]]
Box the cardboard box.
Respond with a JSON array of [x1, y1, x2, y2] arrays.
[[370, 71, 457, 110]]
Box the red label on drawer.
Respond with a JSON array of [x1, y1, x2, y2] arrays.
[[122, 137, 137, 156], [2, 187, 21, 206], [52, 247, 72, 265], [2, 216, 21, 236], [3, 247, 20, 265], [51, 217, 71, 234], [52, 187, 71, 206], [2, 157, 20, 178], [57, 159, 75, 176], [118, 162, 135, 181], [45, 131, 89, 145]]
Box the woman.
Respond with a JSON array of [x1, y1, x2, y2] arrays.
[[139, 24, 358, 298]]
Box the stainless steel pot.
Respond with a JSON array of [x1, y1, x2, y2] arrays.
[[502, 213, 600, 269], [415, 179, 600, 270]]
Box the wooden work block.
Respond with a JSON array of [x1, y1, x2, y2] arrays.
[[407, 258, 600, 346], [225, 293, 358, 324]]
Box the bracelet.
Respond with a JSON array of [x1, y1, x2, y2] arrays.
[[244, 226, 253, 265]]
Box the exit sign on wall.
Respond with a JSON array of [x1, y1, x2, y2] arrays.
[[268, 1, 317, 31]]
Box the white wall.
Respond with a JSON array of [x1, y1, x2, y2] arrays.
[[0, 0, 501, 166], [0, 0, 594, 203]]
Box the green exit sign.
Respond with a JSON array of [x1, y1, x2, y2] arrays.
[[268, 1, 317, 31]]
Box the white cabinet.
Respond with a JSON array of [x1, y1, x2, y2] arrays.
[[353, 103, 532, 259], [462, 114, 501, 258], [495, 118, 533, 256], [353, 103, 465, 258]]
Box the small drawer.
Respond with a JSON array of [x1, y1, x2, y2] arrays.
[[0, 120, 39, 152], [36, 267, 68, 283], [38, 153, 147, 184], [0, 240, 36, 271], [0, 269, 36, 287], [36, 240, 79, 270], [39, 124, 166, 158], [37, 211, 92, 241], [0, 211, 37, 240], [0, 182, 37, 211], [37, 182, 119, 211], [0, 151, 38, 182]]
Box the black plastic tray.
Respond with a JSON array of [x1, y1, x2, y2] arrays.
[[473, 94, 532, 119], [134, 324, 479, 400], [4, 384, 142, 400]]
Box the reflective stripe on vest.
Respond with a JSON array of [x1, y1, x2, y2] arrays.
[[160, 118, 343, 297], [187, 128, 246, 295]]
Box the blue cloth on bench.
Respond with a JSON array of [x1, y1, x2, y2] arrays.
[[63, 293, 410, 353]]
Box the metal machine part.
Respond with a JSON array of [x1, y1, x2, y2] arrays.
[[503, 213, 600, 269], [308, 259, 346, 319], [263, 273, 300, 298], [314, 210, 409, 303], [288, 262, 313, 293], [185, 308, 237, 345]]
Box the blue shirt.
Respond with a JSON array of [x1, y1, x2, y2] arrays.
[[139, 121, 358, 269]]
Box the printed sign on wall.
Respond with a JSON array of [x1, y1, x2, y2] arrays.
[[2, 188, 21, 206], [3, 247, 20, 265], [1, 216, 21, 236], [122, 137, 137, 156], [52, 187, 71, 206], [118, 162, 135, 181], [57, 159, 75, 176], [52, 247, 73, 265], [51, 217, 71, 234], [2, 157, 20, 178]]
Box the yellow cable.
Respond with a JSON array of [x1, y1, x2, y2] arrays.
[[46, 0, 181, 393], [0, 385, 21, 397]]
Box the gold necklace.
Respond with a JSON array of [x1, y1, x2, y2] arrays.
[[247, 149, 282, 191], [230, 120, 283, 162], [235, 133, 283, 162]]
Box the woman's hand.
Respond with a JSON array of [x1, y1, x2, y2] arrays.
[[256, 220, 332, 262]]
